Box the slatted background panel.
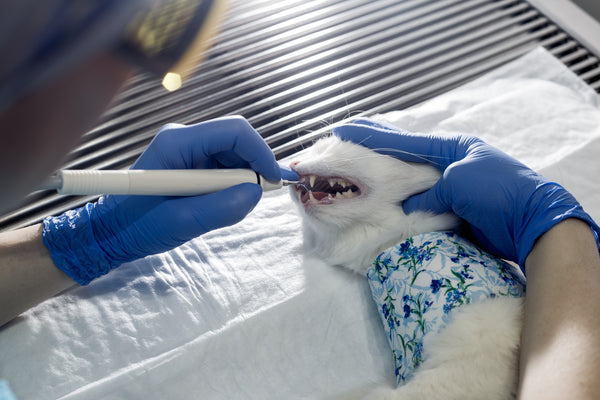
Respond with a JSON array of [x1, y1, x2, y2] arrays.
[[2, 0, 600, 231]]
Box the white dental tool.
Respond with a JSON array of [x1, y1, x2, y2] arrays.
[[41, 169, 301, 196]]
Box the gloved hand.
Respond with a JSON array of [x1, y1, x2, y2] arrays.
[[43, 116, 296, 285], [334, 118, 600, 268]]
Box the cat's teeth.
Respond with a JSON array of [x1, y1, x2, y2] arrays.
[[309, 191, 317, 202], [328, 178, 336, 187], [342, 190, 355, 198], [309, 175, 316, 187], [340, 181, 347, 188]]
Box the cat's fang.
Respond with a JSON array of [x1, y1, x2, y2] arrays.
[[309, 175, 316, 187]]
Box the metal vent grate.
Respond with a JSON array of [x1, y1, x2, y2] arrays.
[[2, 0, 600, 231]]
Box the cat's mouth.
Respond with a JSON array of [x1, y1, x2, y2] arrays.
[[293, 174, 362, 205]]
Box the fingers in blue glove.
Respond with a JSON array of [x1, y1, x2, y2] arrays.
[[134, 116, 281, 182], [159, 182, 264, 238], [333, 123, 474, 169], [103, 182, 264, 257], [350, 117, 409, 132], [279, 164, 300, 182], [401, 179, 452, 216]]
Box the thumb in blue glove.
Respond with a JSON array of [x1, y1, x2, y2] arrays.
[[42, 116, 292, 285], [334, 119, 600, 268]]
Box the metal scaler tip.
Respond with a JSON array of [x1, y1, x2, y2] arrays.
[[282, 180, 309, 191]]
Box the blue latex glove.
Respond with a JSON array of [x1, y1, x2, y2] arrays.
[[43, 116, 296, 285], [334, 118, 600, 268]]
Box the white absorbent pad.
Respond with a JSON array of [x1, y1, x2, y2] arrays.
[[1, 47, 599, 399]]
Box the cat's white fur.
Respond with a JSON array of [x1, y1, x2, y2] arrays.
[[289, 135, 523, 400], [289, 135, 457, 275]]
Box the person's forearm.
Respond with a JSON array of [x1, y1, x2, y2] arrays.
[[519, 218, 600, 399], [0, 223, 75, 327]]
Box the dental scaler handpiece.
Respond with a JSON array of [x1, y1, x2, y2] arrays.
[[41, 169, 300, 196]]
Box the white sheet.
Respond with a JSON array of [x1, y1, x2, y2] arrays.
[[1, 47, 599, 400]]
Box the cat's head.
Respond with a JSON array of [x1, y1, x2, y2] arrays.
[[289, 135, 458, 274]]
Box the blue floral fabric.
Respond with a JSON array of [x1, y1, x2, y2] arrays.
[[366, 231, 526, 385]]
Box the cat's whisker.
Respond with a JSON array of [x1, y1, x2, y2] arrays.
[[312, 153, 397, 164]]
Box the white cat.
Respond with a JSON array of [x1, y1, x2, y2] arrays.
[[289, 135, 523, 400]]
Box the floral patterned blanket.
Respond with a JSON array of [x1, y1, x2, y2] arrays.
[[367, 231, 526, 385]]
